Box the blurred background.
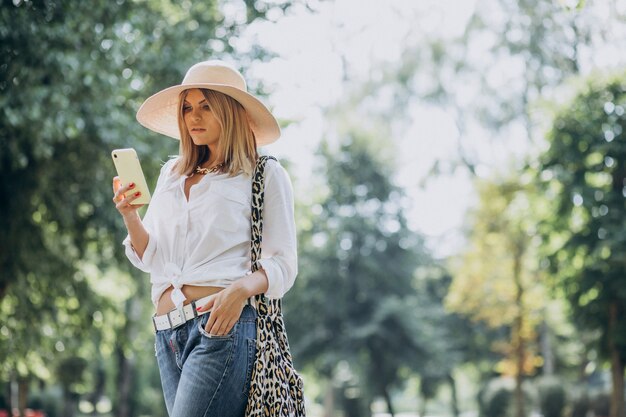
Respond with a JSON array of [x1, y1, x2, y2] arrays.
[[1, 0, 626, 416]]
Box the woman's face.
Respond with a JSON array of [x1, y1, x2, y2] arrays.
[[183, 89, 222, 148]]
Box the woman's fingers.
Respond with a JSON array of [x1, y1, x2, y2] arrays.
[[115, 190, 143, 209], [207, 318, 226, 335], [200, 294, 242, 336], [207, 318, 234, 336], [199, 295, 217, 333], [196, 296, 216, 313], [112, 177, 143, 214], [112, 178, 137, 202], [220, 321, 235, 336], [112, 177, 122, 195]]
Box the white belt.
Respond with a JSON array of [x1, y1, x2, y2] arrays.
[[152, 295, 213, 332]]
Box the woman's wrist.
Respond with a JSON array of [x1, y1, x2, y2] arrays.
[[230, 281, 252, 303], [233, 269, 269, 299], [122, 211, 141, 225]]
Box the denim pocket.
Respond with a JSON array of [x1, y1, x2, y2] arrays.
[[197, 316, 238, 340]]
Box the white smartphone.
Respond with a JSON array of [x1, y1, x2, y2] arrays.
[[111, 148, 152, 205]]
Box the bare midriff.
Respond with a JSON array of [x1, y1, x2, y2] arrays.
[[156, 285, 225, 315]]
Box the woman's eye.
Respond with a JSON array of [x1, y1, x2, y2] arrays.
[[203, 105, 210, 110], [183, 106, 191, 112]]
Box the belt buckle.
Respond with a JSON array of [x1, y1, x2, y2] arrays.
[[167, 307, 186, 330]]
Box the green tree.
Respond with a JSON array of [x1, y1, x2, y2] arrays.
[[447, 176, 548, 417], [414, 267, 486, 417], [287, 132, 443, 416], [537, 72, 626, 417], [0, 0, 295, 414], [1, 2, 142, 413]]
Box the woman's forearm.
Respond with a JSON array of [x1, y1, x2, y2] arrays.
[[123, 212, 150, 260], [233, 269, 270, 299]]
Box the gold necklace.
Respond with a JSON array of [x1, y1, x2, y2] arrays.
[[194, 161, 225, 175]]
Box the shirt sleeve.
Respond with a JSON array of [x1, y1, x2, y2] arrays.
[[122, 213, 157, 272], [257, 160, 298, 299], [122, 158, 174, 273]]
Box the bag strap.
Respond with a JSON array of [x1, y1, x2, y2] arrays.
[[250, 156, 277, 306]]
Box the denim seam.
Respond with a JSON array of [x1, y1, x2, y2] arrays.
[[242, 338, 256, 395]]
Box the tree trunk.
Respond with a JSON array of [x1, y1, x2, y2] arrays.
[[341, 389, 369, 417], [17, 377, 28, 416], [382, 386, 395, 417], [609, 302, 625, 417], [323, 383, 334, 417], [514, 320, 525, 417], [512, 248, 525, 417], [540, 319, 554, 375], [114, 297, 139, 417], [447, 372, 459, 417], [4, 381, 10, 413], [89, 365, 106, 415], [62, 391, 77, 417], [114, 344, 133, 417], [419, 394, 427, 417]]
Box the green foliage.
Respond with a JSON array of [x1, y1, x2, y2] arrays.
[[538, 72, 626, 360], [57, 357, 88, 395], [446, 176, 548, 386], [590, 393, 611, 416], [535, 71, 626, 417], [27, 386, 63, 417], [0, 0, 295, 413], [536, 376, 566, 417], [484, 387, 512, 417], [0, 0, 129, 381], [570, 392, 590, 417], [286, 132, 448, 412], [479, 378, 534, 417], [419, 375, 442, 399]]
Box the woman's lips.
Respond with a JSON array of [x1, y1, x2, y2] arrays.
[[191, 128, 206, 132]]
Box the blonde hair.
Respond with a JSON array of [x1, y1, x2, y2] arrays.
[[173, 88, 258, 177]]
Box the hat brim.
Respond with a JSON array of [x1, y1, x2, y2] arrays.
[[136, 83, 281, 146]]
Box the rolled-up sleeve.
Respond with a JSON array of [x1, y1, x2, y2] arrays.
[[123, 230, 157, 273], [257, 161, 298, 299]]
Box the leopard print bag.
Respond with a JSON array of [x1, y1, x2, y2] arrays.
[[245, 156, 306, 417]]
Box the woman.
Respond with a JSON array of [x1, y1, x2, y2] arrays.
[[112, 60, 297, 417]]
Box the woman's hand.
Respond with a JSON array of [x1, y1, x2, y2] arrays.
[[112, 176, 144, 218], [197, 269, 269, 336], [197, 283, 249, 336]]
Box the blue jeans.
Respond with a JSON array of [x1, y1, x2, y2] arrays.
[[155, 304, 257, 417]]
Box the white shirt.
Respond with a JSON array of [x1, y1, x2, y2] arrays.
[[123, 157, 298, 308]]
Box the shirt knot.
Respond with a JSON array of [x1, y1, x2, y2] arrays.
[[164, 262, 187, 308]]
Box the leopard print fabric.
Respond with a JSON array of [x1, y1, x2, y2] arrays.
[[245, 156, 306, 417]]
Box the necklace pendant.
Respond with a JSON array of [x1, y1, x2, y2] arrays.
[[194, 162, 225, 175]]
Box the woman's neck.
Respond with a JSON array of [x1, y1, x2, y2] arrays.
[[205, 145, 221, 168], [202, 157, 224, 169]]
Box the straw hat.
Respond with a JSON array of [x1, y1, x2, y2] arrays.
[[136, 60, 281, 146]]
